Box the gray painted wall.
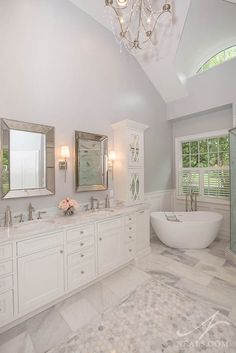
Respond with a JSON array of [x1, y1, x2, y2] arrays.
[[0, 0, 172, 213], [172, 106, 233, 186]]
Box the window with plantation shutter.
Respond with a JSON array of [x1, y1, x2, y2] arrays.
[[178, 170, 200, 195], [176, 132, 229, 201]]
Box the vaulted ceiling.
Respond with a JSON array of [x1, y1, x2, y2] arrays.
[[68, 0, 236, 103]]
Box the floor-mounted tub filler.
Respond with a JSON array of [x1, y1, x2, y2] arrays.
[[151, 211, 223, 249]]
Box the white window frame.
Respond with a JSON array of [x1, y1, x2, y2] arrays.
[[175, 129, 230, 205]]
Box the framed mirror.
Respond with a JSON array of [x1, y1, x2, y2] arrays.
[[75, 131, 108, 192], [1, 118, 55, 199]]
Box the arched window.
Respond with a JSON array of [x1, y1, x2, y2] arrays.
[[197, 45, 236, 73]]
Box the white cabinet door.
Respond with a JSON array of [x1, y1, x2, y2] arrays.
[[98, 230, 121, 275], [0, 290, 14, 324], [18, 247, 64, 314], [128, 169, 144, 203], [127, 129, 144, 167], [136, 210, 150, 256]]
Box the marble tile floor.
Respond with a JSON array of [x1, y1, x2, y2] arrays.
[[1, 237, 236, 353]]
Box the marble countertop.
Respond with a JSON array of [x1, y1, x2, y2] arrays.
[[0, 203, 149, 244]]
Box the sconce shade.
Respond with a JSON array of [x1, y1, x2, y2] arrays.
[[61, 145, 70, 159], [109, 150, 116, 161]]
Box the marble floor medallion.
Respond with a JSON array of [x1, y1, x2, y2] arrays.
[[48, 277, 236, 353]]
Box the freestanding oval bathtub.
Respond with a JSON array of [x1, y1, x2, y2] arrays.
[[151, 211, 223, 249]]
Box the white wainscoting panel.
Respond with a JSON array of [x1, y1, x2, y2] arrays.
[[145, 190, 174, 238], [144, 190, 174, 213]]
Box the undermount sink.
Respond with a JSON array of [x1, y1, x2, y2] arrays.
[[86, 209, 116, 216], [12, 219, 56, 234]]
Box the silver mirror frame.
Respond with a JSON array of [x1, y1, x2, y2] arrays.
[[75, 131, 108, 192], [1, 118, 55, 199]]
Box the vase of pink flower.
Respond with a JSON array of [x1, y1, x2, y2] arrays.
[[58, 197, 79, 216]]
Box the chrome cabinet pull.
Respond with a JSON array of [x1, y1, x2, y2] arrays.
[[60, 250, 64, 254], [81, 270, 84, 274], [81, 254, 84, 258], [80, 242, 84, 246]]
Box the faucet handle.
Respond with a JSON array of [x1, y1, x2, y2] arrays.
[[37, 211, 47, 220], [14, 214, 24, 223], [84, 204, 89, 212]]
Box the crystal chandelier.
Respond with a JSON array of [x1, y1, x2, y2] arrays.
[[105, 0, 171, 52]]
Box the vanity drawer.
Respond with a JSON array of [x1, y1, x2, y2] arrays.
[[124, 232, 136, 243], [68, 248, 94, 268], [125, 214, 136, 225], [67, 235, 94, 254], [0, 275, 13, 293], [0, 290, 14, 323], [67, 225, 94, 243], [0, 261, 13, 277], [0, 244, 12, 261], [125, 224, 136, 233], [17, 232, 63, 256], [124, 242, 136, 262], [98, 218, 123, 233], [68, 258, 96, 290]]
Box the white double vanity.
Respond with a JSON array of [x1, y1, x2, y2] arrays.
[[0, 119, 150, 332], [0, 204, 150, 332]]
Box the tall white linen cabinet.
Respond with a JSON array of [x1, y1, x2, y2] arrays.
[[112, 119, 149, 205]]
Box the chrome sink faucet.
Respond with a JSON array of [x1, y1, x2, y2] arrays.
[[90, 197, 99, 211], [4, 206, 12, 227], [28, 203, 35, 221]]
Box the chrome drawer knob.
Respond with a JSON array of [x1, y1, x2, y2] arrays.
[[99, 238, 102, 241], [129, 249, 132, 252], [80, 242, 84, 246], [129, 236, 132, 239], [129, 227, 132, 230], [60, 250, 64, 254], [81, 270, 84, 274], [80, 231, 84, 234], [81, 254, 84, 258]]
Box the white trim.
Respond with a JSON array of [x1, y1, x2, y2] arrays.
[[175, 129, 229, 144], [233, 102, 236, 127], [192, 41, 236, 76], [176, 195, 230, 206]]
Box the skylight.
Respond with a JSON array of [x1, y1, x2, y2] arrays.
[[197, 45, 236, 74]]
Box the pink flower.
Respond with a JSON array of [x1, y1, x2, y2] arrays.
[[58, 198, 79, 211]]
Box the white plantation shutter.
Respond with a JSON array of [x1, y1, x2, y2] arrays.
[[204, 169, 230, 198], [178, 170, 200, 195]]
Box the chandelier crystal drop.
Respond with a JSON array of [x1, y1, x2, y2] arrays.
[[105, 0, 172, 52]]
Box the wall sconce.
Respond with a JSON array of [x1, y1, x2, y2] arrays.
[[108, 150, 116, 180], [59, 145, 70, 182]]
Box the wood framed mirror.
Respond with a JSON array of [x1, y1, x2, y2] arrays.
[[75, 131, 108, 192]]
